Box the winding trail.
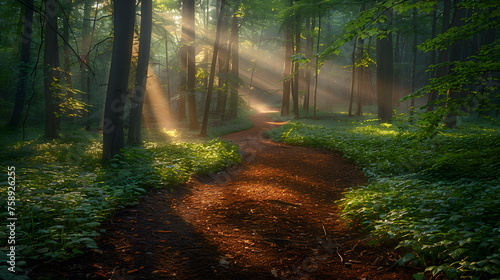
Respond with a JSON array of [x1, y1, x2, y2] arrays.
[[31, 112, 416, 280]]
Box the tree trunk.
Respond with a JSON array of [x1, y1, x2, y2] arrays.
[[348, 36, 357, 117], [376, 9, 393, 123], [281, 22, 292, 117], [313, 13, 322, 120], [432, 0, 451, 112], [8, 0, 33, 128], [426, 5, 438, 112], [183, 0, 199, 130], [445, 0, 466, 129], [393, 31, 401, 106], [228, 11, 239, 120], [178, 12, 187, 122], [303, 17, 313, 112], [81, 0, 94, 130], [409, 8, 418, 116], [215, 4, 230, 119], [292, 12, 300, 119], [165, 39, 172, 116], [355, 36, 364, 116], [102, 0, 136, 162], [44, 0, 60, 139], [200, 0, 225, 137], [128, 0, 152, 145]]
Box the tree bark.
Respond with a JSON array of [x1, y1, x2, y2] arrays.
[[228, 11, 239, 120], [348, 36, 357, 117], [292, 12, 300, 119], [376, 9, 394, 123], [355, 36, 364, 116], [102, 0, 136, 162], [200, 0, 225, 137], [303, 17, 313, 112], [445, 0, 466, 129], [215, 4, 230, 119], [81, 0, 94, 130], [410, 8, 418, 116], [165, 39, 172, 116], [184, 0, 199, 130], [281, 22, 292, 117], [8, 0, 33, 127], [313, 12, 322, 120], [426, 5, 438, 112], [432, 0, 451, 112], [43, 0, 60, 139], [128, 0, 152, 144], [178, 6, 187, 122]]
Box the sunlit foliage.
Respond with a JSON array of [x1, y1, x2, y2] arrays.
[[267, 113, 500, 279]]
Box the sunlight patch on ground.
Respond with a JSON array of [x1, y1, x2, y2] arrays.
[[161, 128, 179, 138], [252, 104, 279, 113]]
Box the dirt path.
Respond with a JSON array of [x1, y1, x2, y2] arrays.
[[31, 112, 416, 280]]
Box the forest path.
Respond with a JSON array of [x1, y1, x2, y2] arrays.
[[31, 110, 416, 280]]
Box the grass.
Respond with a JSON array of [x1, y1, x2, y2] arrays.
[[265, 112, 500, 280], [0, 112, 250, 278]]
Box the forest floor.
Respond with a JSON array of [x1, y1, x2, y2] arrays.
[[30, 109, 419, 280]]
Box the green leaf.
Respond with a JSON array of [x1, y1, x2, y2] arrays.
[[412, 273, 424, 280]]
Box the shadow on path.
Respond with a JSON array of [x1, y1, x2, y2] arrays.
[[29, 112, 417, 280]]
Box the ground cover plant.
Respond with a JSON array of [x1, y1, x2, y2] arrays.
[[0, 122, 243, 278], [266, 113, 500, 280]]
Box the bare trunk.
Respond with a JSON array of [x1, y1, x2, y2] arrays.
[[281, 24, 292, 117], [228, 12, 239, 120], [8, 0, 33, 127], [376, 9, 393, 123], [128, 0, 152, 144], [184, 0, 199, 130], [102, 0, 136, 162], [44, 0, 60, 139], [200, 0, 225, 137]]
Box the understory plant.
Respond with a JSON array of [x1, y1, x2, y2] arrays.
[[267, 114, 500, 280], [0, 130, 240, 277]]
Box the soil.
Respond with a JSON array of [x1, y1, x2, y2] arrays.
[[29, 111, 419, 280]]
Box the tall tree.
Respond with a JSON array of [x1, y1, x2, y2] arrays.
[[102, 0, 136, 162], [128, 0, 152, 144], [7, 0, 34, 128], [165, 39, 172, 116], [291, 8, 300, 119], [376, 8, 394, 123], [429, 0, 451, 112], [426, 4, 438, 112], [348, 36, 357, 116], [215, 3, 230, 120], [409, 7, 418, 116], [177, 0, 187, 122], [184, 0, 199, 130], [200, 0, 225, 137], [228, 9, 239, 120], [303, 17, 313, 112], [445, 0, 467, 128], [355, 35, 364, 116], [313, 11, 322, 120], [81, 0, 94, 130], [43, 0, 61, 138], [281, 16, 292, 117]]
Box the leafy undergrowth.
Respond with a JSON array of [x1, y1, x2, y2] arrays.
[[0, 128, 241, 278], [266, 113, 500, 280]]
